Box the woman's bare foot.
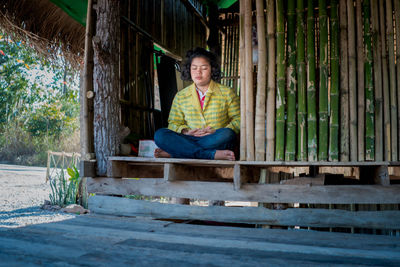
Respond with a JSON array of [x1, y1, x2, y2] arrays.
[[154, 148, 171, 158], [214, 150, 235, 161]]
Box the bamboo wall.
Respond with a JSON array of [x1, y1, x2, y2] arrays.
[[240, 0, 400, 162], [220, 12, 240, 93], [119, 0, 207, 139]]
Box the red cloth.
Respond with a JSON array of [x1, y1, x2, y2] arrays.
[[196, 90, 206, 110]]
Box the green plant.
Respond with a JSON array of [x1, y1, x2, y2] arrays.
[[49, 164, 81, 207]]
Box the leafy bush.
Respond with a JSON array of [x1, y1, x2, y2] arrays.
[[49, 165, 81, 207]]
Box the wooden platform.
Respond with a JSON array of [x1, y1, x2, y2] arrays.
[[1, 214, 400, 266]]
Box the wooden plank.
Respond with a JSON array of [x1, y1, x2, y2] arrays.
[[86, 178, 400, 204], [79, 160, 96, 177], [108, 156, 400, 166], [89, 195, 400, 229], [164, 163, 233, 181], [17, 219, 400, 263], [0, 226, 277, 266], [42, 214, 400, 251], [107, 160, 128, 178]]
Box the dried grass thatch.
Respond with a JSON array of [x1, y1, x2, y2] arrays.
[[0, 0, 85, 67]]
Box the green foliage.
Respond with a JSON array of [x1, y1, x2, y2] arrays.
[[49, 164, 81, 207], [0, 31, 80, 166]]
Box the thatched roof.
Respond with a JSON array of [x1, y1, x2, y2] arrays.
[[0, 0, 85, 66]]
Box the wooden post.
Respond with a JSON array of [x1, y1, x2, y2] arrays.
[[239, 0, 247, 160], [347, 0, 357, 161], [93, 0, 121, 175], [356, 0, 365, 161], [81, 0, 95, 161], [244, 0, 254, 160], [255, 0, 267, 161], [266, 0, 276, 161], [340, 0, 349, 161]]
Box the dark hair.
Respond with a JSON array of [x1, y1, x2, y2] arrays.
[[180, 47, 221, 82]]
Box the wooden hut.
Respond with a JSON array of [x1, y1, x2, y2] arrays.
[[2, 0, 400, 232]]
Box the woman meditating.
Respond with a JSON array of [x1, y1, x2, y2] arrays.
[[154, 47, 240, 160]]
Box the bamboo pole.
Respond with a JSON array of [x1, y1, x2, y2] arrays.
[[329, 0, 340, 162], [255, 0, 267, 161], [356, 0, 365, 161], [364, 0, 375, 161], [340, 0, 350, 161], [379, 1, 391, 161], [245, 0, 254, 160], [318, 0, 328, 161], [297, 0, 307, 161], [371, 0, 383, 161], [306, 0, 317, 161], [275, 0, 286, 161], [386, 0, 398, 161], [266, 0, 276, 161], [239, 1, 247, 160], [285, 0, 297, 161], [395, 0, 400, 161], [347, 0, 357, 161]]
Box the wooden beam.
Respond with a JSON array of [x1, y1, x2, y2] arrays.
[[87, 178, 400, 204], [80, 160, 96, 178], [107, 156, 400, 166], [89, 195, 400, 229]]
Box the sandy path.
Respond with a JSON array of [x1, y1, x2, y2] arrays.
[[0, 164, 75, 228]]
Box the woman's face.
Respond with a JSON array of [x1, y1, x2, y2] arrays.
[[190, 57, 212, 87]]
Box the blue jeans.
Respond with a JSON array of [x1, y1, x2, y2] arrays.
[[154, 128, 236, 159]]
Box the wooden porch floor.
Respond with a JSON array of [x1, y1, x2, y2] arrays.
[[1, 214, 399, 266]]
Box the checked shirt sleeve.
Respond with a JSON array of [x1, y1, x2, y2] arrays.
[[167, 94, 189, 133]]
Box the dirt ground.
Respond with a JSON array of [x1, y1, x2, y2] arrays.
[[0, 164, 75, 228]]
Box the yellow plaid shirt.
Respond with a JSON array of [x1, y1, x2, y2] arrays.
[[168, 80, 240, 134]]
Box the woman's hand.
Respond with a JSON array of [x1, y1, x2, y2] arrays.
[[182, 126, 216, 137]]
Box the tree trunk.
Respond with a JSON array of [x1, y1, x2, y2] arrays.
[[93, 0, 121, 175], [255, 0, 267, 161]]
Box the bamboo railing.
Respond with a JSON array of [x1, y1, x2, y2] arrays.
[[238, 0, 400, 162]]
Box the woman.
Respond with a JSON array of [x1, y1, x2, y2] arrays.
[[154, 47, 240, 160]]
